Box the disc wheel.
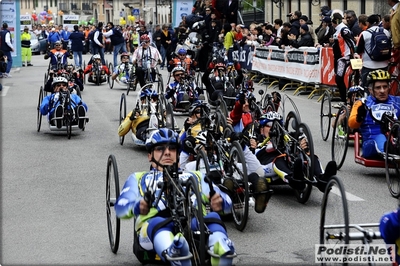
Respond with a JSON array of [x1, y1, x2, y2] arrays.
[[385, 123, 400, 198], [37, 86, 44, 132], [319, 176, 349, 265], [229, 141, 249, 231], [294, 123, 314, 204], [331, 106, 349, 170], [106, 154, 121, 254], [320, 91, 332, 141], [119, 93, 127, 145], [184, 175, 207, 266]]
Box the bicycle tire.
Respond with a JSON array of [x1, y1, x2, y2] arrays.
[[119, 93, 126, 145], [331, 106, 349, 170], [37, 86, 44, 132], [284, 111, 301, 134], [229, 141, 249, 231], [223, 124, 234, 139], [217, 94, 229, 118], [126, 80, 131, 95], [320, 91, 332, 141], [385, 123, 400, 198], [157, 74, 164, 95], [106, 154, 121, 254], [66, 113, 72, 139], [195, 149, 211, 175], [184, 175, 207, 266], [319, 175, 349, 266], [294, 123, 314, 204], [165, 102, 176, 131], [108, 63, 114, 89]]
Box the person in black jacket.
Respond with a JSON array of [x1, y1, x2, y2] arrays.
[[104, 22, 127, 67], [288, 11, 302, 39], [69, 25, 85, 69], [92, 22, 105, 65], [288, 24, 314, 48]]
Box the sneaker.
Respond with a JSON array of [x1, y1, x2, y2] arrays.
[[165, 233, 190, 261], [222, 178, 234, 194], [289, 158, 306, 190], [77, 105, 86, 129], [332, 102, 345, 109], [337, 125, 346, 138], [3, 73, 11, 78], [22, 64, 26, 67], [254, 178, 273, 214], [27, 63, 33, 66], [320, 161, 337, 182], [55, 105, 63, 129]]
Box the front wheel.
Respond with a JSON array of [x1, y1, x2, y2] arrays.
[[331, 106, 349, 170], [119, 93, 127, 145], [320, 91, 332, 141], [37, 86, 44, 132], [106, 154, 121, 254], [385, 123, 400, 198]]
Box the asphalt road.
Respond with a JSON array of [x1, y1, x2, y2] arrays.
[[1, 53, 396, 265]]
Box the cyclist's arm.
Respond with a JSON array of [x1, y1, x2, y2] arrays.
[[229, 101, 244, 125], [197, 172, 232, 214], [379, 208, 400, 264], [39, 95, 51, 115], [115, 173, 141, 219], [348, 100, 363, 129]]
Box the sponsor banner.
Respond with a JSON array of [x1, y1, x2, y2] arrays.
[[172, 0, 193, 28], [227, 45, 254, 70], [63, 15, 79, 31], [1, 0, 17, 57], [251, 46, 321, 83], [315, 244, 395, 264], [20, 14, 32, 30]]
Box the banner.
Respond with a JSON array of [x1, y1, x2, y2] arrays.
[[20, 14, 32, 30], [228, 45, 255, 70], [63, 15, 79, 30], [252, 46, 321, 83], [1, 0, 17, 57], [172, 0, 194, 28]]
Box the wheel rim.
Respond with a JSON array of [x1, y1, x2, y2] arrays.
[[385, 124, 400, 198], [331, 107, 349, 170], [119, 94, 126, 145], [320, 92, 331, 141], [106, 155, 120, 253]]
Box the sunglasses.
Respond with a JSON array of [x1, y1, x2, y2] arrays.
[[261, 122, 273, 128], [174, 73, 184, 77], [193, 109, 202, 114], [55, 83, 67, 87], [121, 56, 129, 59], [153, 144, 178, 152], [143, 41, 150, 43]]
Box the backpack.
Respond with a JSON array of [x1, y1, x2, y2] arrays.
[[366, 27, 391, 61]]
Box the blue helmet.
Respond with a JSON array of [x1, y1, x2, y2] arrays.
[[140, 88, 152, 99], [146, 128, 179, 151], [259, 111, 282, 127], [189, 100, 210, 116], [149, 90, 159, 99], [347, 85, 364, 98], [178, 48, 187, 55]]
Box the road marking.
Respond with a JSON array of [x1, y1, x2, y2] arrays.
[[0, 85, 10, 96], [331, 186, 365, 201]]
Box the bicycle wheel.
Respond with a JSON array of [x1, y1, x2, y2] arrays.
[[217, 94, 229, 118], [385, 123, 400, 198], [223, 124, 234, 139], [157, 74, 164, 95], [96, 69, 100, 86], [319, 176, 349, 265], [294, 123, 314, 204], [165, 102, 176, 131], [106, 154, 121, 254], [37, 86, 44, 132], [214, 110, 227, 136], [108, 63, 114, 89], [331, 106, 349, 170], [119, 93, 126, 145], [320, 91, 332, 141], [65, 113, 72, 139], [184, 175, 206, 266], [126, 80, 131, 95], [229, 141, 249, 231], [284, 111, 301, 134], [195, 149, 211, 175]]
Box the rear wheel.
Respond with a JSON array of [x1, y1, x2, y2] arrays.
[[108, 63, 114, 89], [217, 94, 229, 118], [184, 175, 207, 266], [320, 91, 332, 141], [319, 176, 349, 266], [195, 149, 211, 175], [284, 111, 301, 133], [65, 113, 72, 139], [37, 86, 44, 132], [119, 93, 127, 145], [331, 106, 349, 170], [106, 154, 121, 254], [165, 102, 176, 131], [385, 123, 400, 198], [229, 141, 249, 231]]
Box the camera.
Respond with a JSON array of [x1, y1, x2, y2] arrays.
[[286, 13, 293, 17]]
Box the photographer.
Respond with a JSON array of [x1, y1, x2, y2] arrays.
[[287, 11, 302, 39]]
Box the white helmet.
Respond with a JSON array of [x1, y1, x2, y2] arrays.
[[93, 54, 101, 60], [171, 66, 185, 75], [52, 76, 68, 86], [195, 131, 207, 151]]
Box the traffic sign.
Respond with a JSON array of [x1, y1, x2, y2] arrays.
[[132, 9, 140, 16]]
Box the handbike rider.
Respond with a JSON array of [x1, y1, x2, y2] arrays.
[[111, 52, 135, 85], [115, 128, 236, 265], [44, 40, 73, 71], [83, 54, 111, 84]]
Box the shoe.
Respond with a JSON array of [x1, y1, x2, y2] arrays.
[[55, 105, 63, 129], [320, 161, 337, 182], [77, 105, 86, 129], [27, 63, 33, 66], [337, 125, 346, 138], [0, 74, 3, 78], [22, 64, 26, 67], [332, 102, 345, 109], [222, 178, 234, 193], [3, 73, 11, 78], [289, 158, 306, 190], [254, 178, 273, 214], [165, 233, 190, 261]]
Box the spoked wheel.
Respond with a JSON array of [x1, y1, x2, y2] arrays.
[[106, 154, 121, 254], [320, 91, 332, 141], [108, 63, 114, 89], [214, 109, 227, 135], [319, 176, 349, 265], [165, 102, 176, 131], [217, 94, 229, 118], [37, 86, 44, 132], [44, 73, 48, 87], [184, 175, 207, 266], [331, 106, 349, 170], [229, 141, 249, 231], [223, 124, 234, 139], [195, 150, 211, 175], [126, 80, 131, 95], [294, 123, 314, 204], [96, 70, 100, 86], [385, 123, 400, 198], [119, 93, 127, 145]]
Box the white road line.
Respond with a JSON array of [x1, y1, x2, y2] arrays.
[[0, 85, 10, 96], [331, 186, 365, 201]]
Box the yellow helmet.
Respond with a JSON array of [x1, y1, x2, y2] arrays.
[[367, 70, 391, 85]]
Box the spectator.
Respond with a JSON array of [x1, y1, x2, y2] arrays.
[[299, 15, 317, 44], [274, 18, 283, 38], [354, 14, 391, 88], [47, 27, 62, 49], [21, 26, 33, 67], [344, 10, 363, 38], [288, 11, 302, 38], [261, 24, 276, 47], [92, 22, 105, 65], [152, 24, 162, 53], [382, 14, 391, 31], [0, 50, 7, 89], [388, 0, 400, 76], [69, 25, 85, 69], [130, 27, 139, 53], [276, 22, 292, 48], [289, 24, 314, 48], [224, 0, 238, 24], [358, 14, 369, 31], [60, 25, 71, 50], [103, 22, 127, 67], [0, 23, 14, 78], [315, 16, 334, 46], [160, 24, 172, 70]]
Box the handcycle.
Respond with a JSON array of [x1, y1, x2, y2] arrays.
[[106, 153, 236, 265], [319, 175, 392, 266], [36, 86, 88, 139], [83, 57, 110, 86], [108, 61, 137, 94]]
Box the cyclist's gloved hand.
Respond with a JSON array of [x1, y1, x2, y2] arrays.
[[356, 103, 367, 123], [230, 132, 242, 142]]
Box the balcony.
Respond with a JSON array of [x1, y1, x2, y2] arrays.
[[59, 2, 70, 12], [82, 2, 93, 14]]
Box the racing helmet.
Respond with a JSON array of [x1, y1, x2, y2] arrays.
[[189, 100, 210, 116], [52, 76, 68, 88], [367, 70, 391, 86], [120, 52, 130, 60], [140, 88, 151, 99], [171, 66, 186, 76], [347, 85, 364, 98], [244, 80, 254, 90], [195, 131, 207, 151], [178, 48, 187, 56], [215, 62, 226, 70], [145, 128, 179, 152], [259, 111, 282, 127], [93, 54, 101, 60], [140, 34, 150, 42], [149, 90, 159, 100]]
